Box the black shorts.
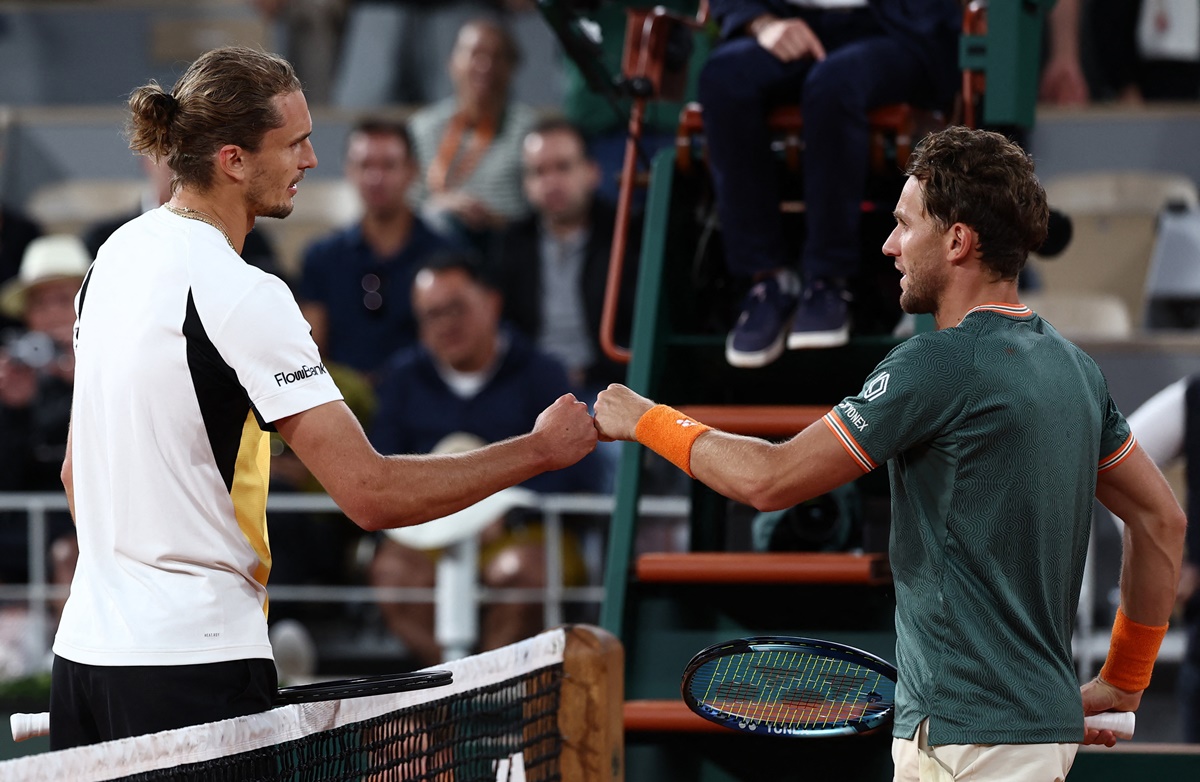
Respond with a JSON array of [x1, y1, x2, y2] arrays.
[[50, 654, 277, 750]]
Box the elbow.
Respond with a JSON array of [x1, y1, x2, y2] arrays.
[[741, 474, 794, 514], [339, 494, 410, 534], [60, 457, 72, 496], [328, 462, 405, 533]]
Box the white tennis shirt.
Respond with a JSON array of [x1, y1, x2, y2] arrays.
[[54, 207, 342, 666]]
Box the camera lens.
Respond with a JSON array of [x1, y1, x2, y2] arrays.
[[7, 331, 58, 370]]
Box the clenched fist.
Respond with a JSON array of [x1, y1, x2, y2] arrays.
[[532, 393, 597, 470], [594, 384, 655, 443]]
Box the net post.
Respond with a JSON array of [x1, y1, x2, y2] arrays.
[[560, 624, 624, 781]]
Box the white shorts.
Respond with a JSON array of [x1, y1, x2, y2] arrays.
[[892, 718, 1079, 782]]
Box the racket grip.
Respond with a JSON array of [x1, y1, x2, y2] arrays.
[[11, 712, 50, 742], [1084, 711, 1135, 740]]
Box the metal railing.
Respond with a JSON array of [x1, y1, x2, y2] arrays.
[[0, 492, 1176, 674], [0, 491, 690, 666]]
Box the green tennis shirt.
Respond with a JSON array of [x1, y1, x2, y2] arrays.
[[825, 304, 1135, 745]]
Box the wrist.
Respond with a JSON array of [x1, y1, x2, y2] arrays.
[[634, 404, 711, 478], [746, 14, 778, 38], [1099, 607, 1168, 692]]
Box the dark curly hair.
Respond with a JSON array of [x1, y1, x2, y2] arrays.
[[905, 126, 1049, 281]]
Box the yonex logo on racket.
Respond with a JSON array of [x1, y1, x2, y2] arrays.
[[862, 372, 889, 400]]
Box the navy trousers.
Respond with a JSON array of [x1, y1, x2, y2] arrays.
[[698, 9, 940, 281]]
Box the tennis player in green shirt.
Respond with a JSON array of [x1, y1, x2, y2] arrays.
[[594, 125, 1186, 781]]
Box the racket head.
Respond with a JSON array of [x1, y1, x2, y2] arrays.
[[274, 670, 453, 705], [681, 636, 898, 737]]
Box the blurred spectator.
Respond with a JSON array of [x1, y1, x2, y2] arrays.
[[84, 156, 283, 278], [407, 17, 536, 248], [0, 206, 43, 334], [297, 118, 457, 382], [368, 252, 598, 666], [492, 118, 635, 396], [332, 1, 500, 108], [490, 119, 639, 490], [1039, 0, 1090, 106], [1091, 0, 1200, 102], [252, 0, 348, 105], [0, 235, 86, 601]]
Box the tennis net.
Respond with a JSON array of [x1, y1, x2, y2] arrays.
[[1, 625, 622, 782]]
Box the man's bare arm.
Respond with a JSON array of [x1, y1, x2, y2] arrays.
[[594, 384, 864, 511], [691, 422, 866, 511], [61, 419, 76, 523], [1096, 445, 1187, 626], [1081, 443, 1187, 734], [276, 395, 596, 531]]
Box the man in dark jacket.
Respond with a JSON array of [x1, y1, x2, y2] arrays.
[[489, 118, 638, 396], [702, 0, 961, 366]]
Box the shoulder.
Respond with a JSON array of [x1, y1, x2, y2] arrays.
[[884, 327, 974, 363], [861, 330, 979, 401]]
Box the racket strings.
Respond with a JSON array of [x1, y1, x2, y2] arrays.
[[692, 649, 893, 733]]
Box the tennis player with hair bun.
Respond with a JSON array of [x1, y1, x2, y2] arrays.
[[52, 46, 596, 750], [595, 126, 1186, 781]]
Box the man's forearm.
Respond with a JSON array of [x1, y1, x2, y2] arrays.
[[1119, 516, 1185, 626]]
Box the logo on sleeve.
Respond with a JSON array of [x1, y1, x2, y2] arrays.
[[837, 401, 869, 432], [862, 372, 889, 401], [274, 362, 328, 386]]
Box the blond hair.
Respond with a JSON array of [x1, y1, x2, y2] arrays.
[[127, 46, 301, 193]]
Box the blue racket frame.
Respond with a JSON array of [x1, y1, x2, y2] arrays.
[[681, 636, 898, 737]]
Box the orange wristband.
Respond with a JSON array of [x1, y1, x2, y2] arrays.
[[1099, 607, 1168, 692], [634, 404, 712, 478]]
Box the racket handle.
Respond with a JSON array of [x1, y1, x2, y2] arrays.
[[11, 712, 50, 742], [1084, 711, 1135, 740]]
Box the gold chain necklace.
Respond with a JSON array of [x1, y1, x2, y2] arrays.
[[164, 204, 236, 252]]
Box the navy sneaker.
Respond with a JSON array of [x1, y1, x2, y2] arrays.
[[787, 279, 850, 349], [726, 273, 799, 368]]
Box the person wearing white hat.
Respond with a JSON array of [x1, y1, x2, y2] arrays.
[[0, 234, 89, 606]]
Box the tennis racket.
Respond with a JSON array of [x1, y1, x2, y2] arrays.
[[681, 636, 1136, 740], [273, 669, 451, 705], [10, 670, 453, 742]]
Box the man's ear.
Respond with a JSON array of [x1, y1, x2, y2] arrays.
[[946, 222, 978, 265], [215, 144, 246, 183]]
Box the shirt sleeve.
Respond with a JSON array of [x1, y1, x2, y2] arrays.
[[215, 276, 343, 424], [824, 335, 965, 473], [1097, 391, 1135, 474]]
